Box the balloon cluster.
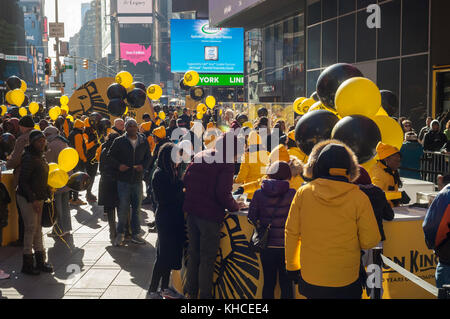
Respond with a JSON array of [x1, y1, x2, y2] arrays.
[[2, 76, 37, 118], [294, 63, 404, 170]]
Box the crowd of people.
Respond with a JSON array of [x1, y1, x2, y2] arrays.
[[0, 102, 448, 299]]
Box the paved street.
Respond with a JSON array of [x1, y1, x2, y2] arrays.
[[0, 177, 157, 299]]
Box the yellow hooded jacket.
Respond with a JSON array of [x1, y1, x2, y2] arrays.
[[285, 178, 381, 287], [72, 119, 87, 163], [370, 160, 402, 205], [235, 149, 269, 199]]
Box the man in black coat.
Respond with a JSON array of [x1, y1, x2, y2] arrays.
[[423, 120, 448, 152], [108, 118, 150, 246]]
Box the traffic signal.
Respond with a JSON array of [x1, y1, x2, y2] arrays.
[[45, 58, 51, 76], [82, 59, 89, 69]]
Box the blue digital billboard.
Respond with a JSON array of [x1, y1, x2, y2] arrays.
[[170, 19, 244, 74]]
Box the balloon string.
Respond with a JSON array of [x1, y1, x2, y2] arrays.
[[50, 192, 72, 252]]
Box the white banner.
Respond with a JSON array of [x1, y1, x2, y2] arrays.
[[117, 0, 152, 14]]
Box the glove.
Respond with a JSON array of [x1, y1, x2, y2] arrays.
[[400, 191, 411, 205], [286, 270, 301, 285], [233, 187, 244, 196]]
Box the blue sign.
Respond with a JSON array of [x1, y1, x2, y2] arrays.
[[171, 19, 244, 74]]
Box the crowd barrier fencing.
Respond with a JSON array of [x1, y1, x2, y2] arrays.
[[418, 151, 449, 184]]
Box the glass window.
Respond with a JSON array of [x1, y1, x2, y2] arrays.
[[339, 0, 355, 15], [378, 0, 401, 59], [322, 19, 337, 67], [307, 25, 321, 69], [377, 58, 400, 103], [356, 9, 376, 62], [322, 0, 337, 21], [401, 55, 429, 128], [307, 69, 321, 97], [357, 0, 377, 10], [338, 13, 355, 63], [264, 26, 275, 84], [274, 23, 283, 81], [307, 0, 321, 25], [402, 0, 429, 55]]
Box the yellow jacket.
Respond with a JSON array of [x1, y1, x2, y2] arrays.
[[285, 178, 381, 287], [370, 161, 401, 205], [235, 150, 269, 198]]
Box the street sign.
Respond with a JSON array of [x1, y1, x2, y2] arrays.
[[60, 41, 69, 56], [50, 82, 65, 88], [197, 74, 244, 86], [49, 22, 65, 38]]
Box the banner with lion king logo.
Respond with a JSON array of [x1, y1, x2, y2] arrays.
[[68, 77, 155, 122]]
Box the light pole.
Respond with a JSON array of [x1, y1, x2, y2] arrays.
[[54, 0, 60, 84]]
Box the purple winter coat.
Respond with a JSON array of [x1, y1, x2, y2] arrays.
[[248, 179, 296, 248], [183, 133, 240, 223]]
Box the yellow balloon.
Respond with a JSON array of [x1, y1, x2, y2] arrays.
[[66, 115, 74, 122], [48, 169, 69, 189], [371, 115, 404, 150], [205, 96, 216, 109], [61, 104, 69, 113], [11, 89, 25, 106], [0, 105, 7, 116], [376, 107, 389, 116], [60, 95, 69, 105], [300, 98, 316, 114], [308, 101, 326, 112], [124, 106, 129, 115], [146, 84, 163, 100], [197, 112, 204, 120], [49, 107, 61, 121], [184, 70, 200, 86], [115, 71, 133, 89], [5, 91, 13, 105], [20, 80, 27, 92], [293, 97, 306, 114], [58, 147, 79, 172], [19, 107, 27, 117], [159, 111, 166, 120], [335, 77, 381, 118], [48, 163, 59, 174], [34, 124, 41, 131], [197, 103, 207, 114], [29, 102, 39, 115]]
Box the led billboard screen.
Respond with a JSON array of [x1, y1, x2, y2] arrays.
[[170, 19, 244, 74]]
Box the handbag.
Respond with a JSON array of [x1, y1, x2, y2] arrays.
[[250, 196, 284, 253], [41, 197, 58, 228]]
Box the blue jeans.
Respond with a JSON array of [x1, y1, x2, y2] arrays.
[[117, 181, 143, 236], [436, 262, 450, 289]]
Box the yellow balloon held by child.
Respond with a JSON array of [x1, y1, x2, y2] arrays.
[[58, 147, 79, 172], [48, 169, 69, 189], [147, 84, 163, 100], [115, 71, 133, 89]]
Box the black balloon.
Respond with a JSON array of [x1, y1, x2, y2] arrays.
[[6, 76, 22, 90], [316, 63, 363, 108], [127, 88, 146, 108], [190, 86, 205, 101], [66, 172, 91, 192], [107, 83, 127, 100], [0, 133, 16, 157], [132, 82, 146, 91], [8, 107, 20, 118], [295, 110, 340, 155], [21, 95, 30, 107], [180, 79, 191, 91], [331, 115, 381, 164], [107, 98, 126, 117], [310, 91, 319, 102], [380, 90, 399, 117]]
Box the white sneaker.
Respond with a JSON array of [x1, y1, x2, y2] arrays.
[[161, 287, 186, 299], [147, 291, 163, 299]]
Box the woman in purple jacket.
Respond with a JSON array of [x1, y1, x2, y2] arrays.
[[248, 161, 296, 299]]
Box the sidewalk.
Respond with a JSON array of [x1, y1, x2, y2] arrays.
[[0, 178, 157, 299]]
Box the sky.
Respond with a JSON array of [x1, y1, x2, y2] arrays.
[[45, 0, 90, 58]]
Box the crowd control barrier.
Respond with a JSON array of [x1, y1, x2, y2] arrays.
[[419, 151, 449, 184]]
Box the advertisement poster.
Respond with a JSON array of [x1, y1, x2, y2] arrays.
[[171, 19, 244, 74], [117, 0, 152, 14]]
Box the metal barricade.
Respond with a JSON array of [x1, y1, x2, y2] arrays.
[[419, 152, 449, 184]]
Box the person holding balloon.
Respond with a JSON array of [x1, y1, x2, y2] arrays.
[[16, 130, 53, 275]]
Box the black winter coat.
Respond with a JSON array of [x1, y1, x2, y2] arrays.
[[17, 146, 50, 202], [248, 179, 296, 248], [107, 133, 150, 184], [98, 132, 121, 207], [152, 168, 185, 269], [358, 184, 394, 241]]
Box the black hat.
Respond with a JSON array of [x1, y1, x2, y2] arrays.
[[18, 116, 34, 128], [29, 130, 46, 144]]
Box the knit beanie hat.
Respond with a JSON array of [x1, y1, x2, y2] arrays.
[[19, 115, 34, 128], [267, 161, 292, 181], [153, 126, 166, 139], [353, 166, 372, 185], [29, 130, 46, 144], [376, 142, 400, 160]]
